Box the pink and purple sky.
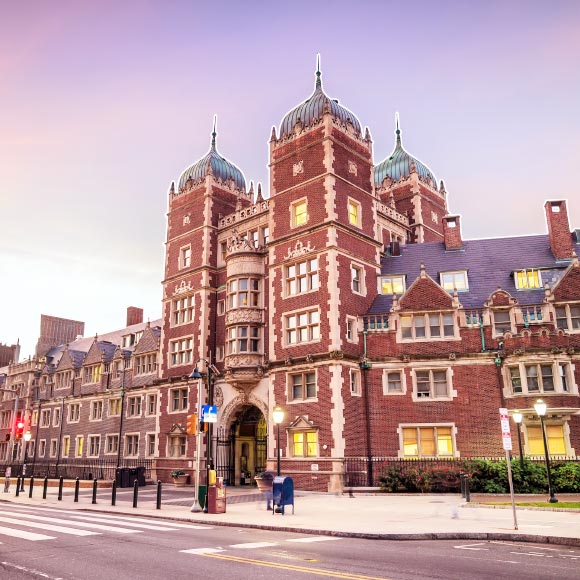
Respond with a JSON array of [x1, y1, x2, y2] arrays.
[[1, 0, 580, 359]]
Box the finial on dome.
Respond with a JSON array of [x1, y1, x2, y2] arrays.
[[395, 112, 402, 146], [315, 53, 322, 89], [211, 115, 217, 149]]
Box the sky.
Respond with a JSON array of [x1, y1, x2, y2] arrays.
[[1, 0, 580, 360]]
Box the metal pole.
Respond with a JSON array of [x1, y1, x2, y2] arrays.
[[28, 476, 34, 498], [116, 368, 126, 469], [9, 394, 18, 462], [132, 478, 138, 508], [204, 362, 213, 513], [43, 476, 48, 499], [156, 480, 162, 510], [111, 480, 117, 506], [92, 478, 98, 504], [505, 449, 518, 530], [54, 398, 65, 478], [191, 377, 202, 513], [58, 476, 63, 500], [15, 477, 20, 497], [276, 423, 281, 476], [516, 424, 524, 472], [74, 477, 80, 502], [540, 415, 558, 503]]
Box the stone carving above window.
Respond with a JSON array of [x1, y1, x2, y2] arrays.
[[431, 211, 438, 224], [348, 160, 357, 176], [173, 280, 193, 296], [293, 160, 304, 176], [225, 309, 262, 325], [283, 240, 315, 260], [183, 214, 191, 225]]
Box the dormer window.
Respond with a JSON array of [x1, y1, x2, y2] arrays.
[[440, 271, 468, 292], [380, 275, 405, 295], [515, 269, 541, 290]]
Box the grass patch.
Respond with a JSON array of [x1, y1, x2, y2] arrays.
[[483, 501, 580, 509]]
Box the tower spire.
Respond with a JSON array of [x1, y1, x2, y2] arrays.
[[315, 53, 322, 89], [395, 112, 401, 147], [211, 115, 217, 149]]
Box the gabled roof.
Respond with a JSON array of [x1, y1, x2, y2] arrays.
[[369, 234, 577, 314], [133, 324, 161, 356], [398, 272, 455, 311]]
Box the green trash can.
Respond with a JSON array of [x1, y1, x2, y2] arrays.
[[197, 485, 207, 510]]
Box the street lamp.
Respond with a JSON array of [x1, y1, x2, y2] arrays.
[[534, 399, 558, 503], [512, 411, 524, 472], [272, 406, 284, 476]]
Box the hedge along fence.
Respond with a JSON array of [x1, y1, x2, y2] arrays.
[[378, 459, 580, 494]]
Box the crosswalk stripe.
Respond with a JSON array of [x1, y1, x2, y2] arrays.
[[68, 514, 180, 531], [229, 542, 278, 549], [180, 548, 225, 555], [286, 536, 341, 543], [0, 510, 140, 534], [0, 515, 99, 536], [0, 526, 55, 541]]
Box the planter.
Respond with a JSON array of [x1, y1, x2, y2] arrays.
[[255, 476, 274, 492], [172, 475, 189, 487]]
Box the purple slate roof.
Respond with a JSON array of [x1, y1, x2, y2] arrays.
[[369, 234, 578, 314]]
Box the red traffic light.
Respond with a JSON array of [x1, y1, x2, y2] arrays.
[[17, 421, 25, 430]]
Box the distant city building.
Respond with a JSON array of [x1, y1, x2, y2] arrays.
[[1, 64, 579, 490]]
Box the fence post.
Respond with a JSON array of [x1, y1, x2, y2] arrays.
[[156, 480, 162, 510], [15, 476, 20, 497], [29, 476, 34, 498], [43, 476, 48, 499], [132, 479, 138, 508], [111, 480, 117, 506], [92, 479, 98, 504], [58, 476, 63, 501], [74, 477, 80, 502]]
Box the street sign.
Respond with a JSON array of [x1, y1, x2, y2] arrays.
[[201, 405, 218, 423], [499, 407, 512, 451]]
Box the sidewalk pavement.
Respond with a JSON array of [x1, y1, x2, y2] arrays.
[[2, 484, 580, 546]]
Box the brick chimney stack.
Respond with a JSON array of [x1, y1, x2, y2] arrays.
[[545, 200, 574, 260], [126, 307, 144, 327], [442, 215, 462, 250]]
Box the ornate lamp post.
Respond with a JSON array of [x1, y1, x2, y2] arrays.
[[512, 411, 524, 472], [534, 399, 558, 503], [272, 406, 284, 476]]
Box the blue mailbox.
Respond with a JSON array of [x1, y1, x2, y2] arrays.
[[272, 476, 294, 515]]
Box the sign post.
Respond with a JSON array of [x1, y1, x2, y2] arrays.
[[499, 408, 518, 530]]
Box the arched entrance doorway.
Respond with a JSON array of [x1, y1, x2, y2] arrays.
[[215, 405, 267, 486]]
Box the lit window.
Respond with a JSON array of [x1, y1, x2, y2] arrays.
[[292, 200, 308, 227], [83, 364, 102, 385], [227, 326, 260, 354], [380, 276, 405, 295], [414, 369, 449, 399], [440, 271, 468, 292], [402, 426, 454, 457], [555, 304, 580, 331], [75, 435, 84, 458], [180, 246, 191, 269], [515, 269, 541, 289], [228, 278, 260, 308], [289, 372, 316, 401], [172, 295, 194, 325], [62, 436, 70, 457], [170, 338, 193, 367], [168, 435, 187, 457], [493, 310, 512, 336], [109, 398, 121, 416], [348, 199, 361, 227], [351, 265, 362, 293], [286, 310, 320, 344], [286, 258, 318, 295], [400, 313, 455, 340], [292, 431, 318, 457], [527, 425, 566, 456]]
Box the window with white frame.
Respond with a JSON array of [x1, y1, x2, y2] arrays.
[[292, 199, 308, 227], [351, 264, 363, 294], [172, 295, 194, 325], [179, 245, 191, 269], [289, 371, 316, 401], [291, 431, 318, 457], [440, 271, 468, 292], [146, 394, 156, 416], [401, 425, 455, 458], [349, 368, 361, 395], [83, 364, 102, 385], [261, 226, 269, 245], [38, 440, 46, 458], [492, 310, 512, 336], [227, 326, 260, 354], [53, 407, 61, 427], [170, 338, 193, 367], [346, 317, 357, 342], [105, 434, 119, 454], [507, 362, 573, 395], [90, 401, 103, 421], [75, 435, 84, 458], [220, 241, 227, 263], [400, 313, 455, 340], [127, 396, 142, 417], [347, 198, 361, 227], [515, 269, 541, 290], [286, 257, 318, 295], [168, 434, 187, 457], [414, 369, 450, 400], [135, 354, 157, 375], [55, 371, 72, 389], [286, 310, 320, 345], [62, 436, 70, 457], [125, 434, 139, 457], [555, 304, 580, 331], [526, 423, 567, 456], [170, 388, 188, 412], [217, 300, 225, 315], [88, 435, 101, 457], [380, 275, 405, 295], [147, 434, 156, 457], [109, 398, 121, 416], [40, 409, 51, 427], [228, 278, 260, 308], [216, 345, 225, 361], [68, 404, 80, 423], [383, 370, 404, 394]]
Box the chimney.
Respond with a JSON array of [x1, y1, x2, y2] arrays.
[[545, 200, 574, 260], [126, 307, 143, 327], [443, 215, 462, 250]]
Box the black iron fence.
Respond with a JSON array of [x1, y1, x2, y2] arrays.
[[0, 458, 153, 481], [345, 456, 580, 488]]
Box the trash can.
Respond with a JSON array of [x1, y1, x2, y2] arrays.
[[115, 468, 131, 488], [127, 467, 146, 487], [197, 485, 207, 510], [272, 476, 294, 515]]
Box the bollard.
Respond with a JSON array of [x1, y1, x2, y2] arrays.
[[58, 476, 63, 501], [156, 480, 162, 510], [132, 479, 138, 508], [92, 478, 98, 504], [111, 480, 117, 506], [74, 477, 80, 502], [460, 473, 466, 498], [15, 477, 20, 497], [465, 476, 471, 503], [20, 475, 25, 492], [29, 476, 34, 498], [43, 476, 48, 499]]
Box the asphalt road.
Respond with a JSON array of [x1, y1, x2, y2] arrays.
[[0, 504, 579, 580]]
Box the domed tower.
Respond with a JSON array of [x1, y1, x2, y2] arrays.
[[160, 119, 250, 380], [268, 59, 382, 489], [374, 117, 447, 243]]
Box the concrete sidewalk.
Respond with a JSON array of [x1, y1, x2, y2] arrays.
[[2, 484, 580, 546]]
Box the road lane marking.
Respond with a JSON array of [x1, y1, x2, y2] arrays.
[[180, 547, 225, 555], [67, 514, 180, 531], [490, 541, 559, 550], [202, 553, 391, 580], [454, 543, 489, 551], [287, 536, 341, 543], [0, 526, 55, 541], [510, 552, 544, 557], [0, 515, 99, 536], [230, 541, 278, 549], [1, 561, 64, 579]]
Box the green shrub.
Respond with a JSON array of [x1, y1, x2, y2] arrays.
[[552, 463, 580, 492]]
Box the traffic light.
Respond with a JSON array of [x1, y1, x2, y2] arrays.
[[15, 417, 25, 441], [186, 413, 197, 435]]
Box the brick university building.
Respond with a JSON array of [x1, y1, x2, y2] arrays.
[[2, 65, 579, 491]]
